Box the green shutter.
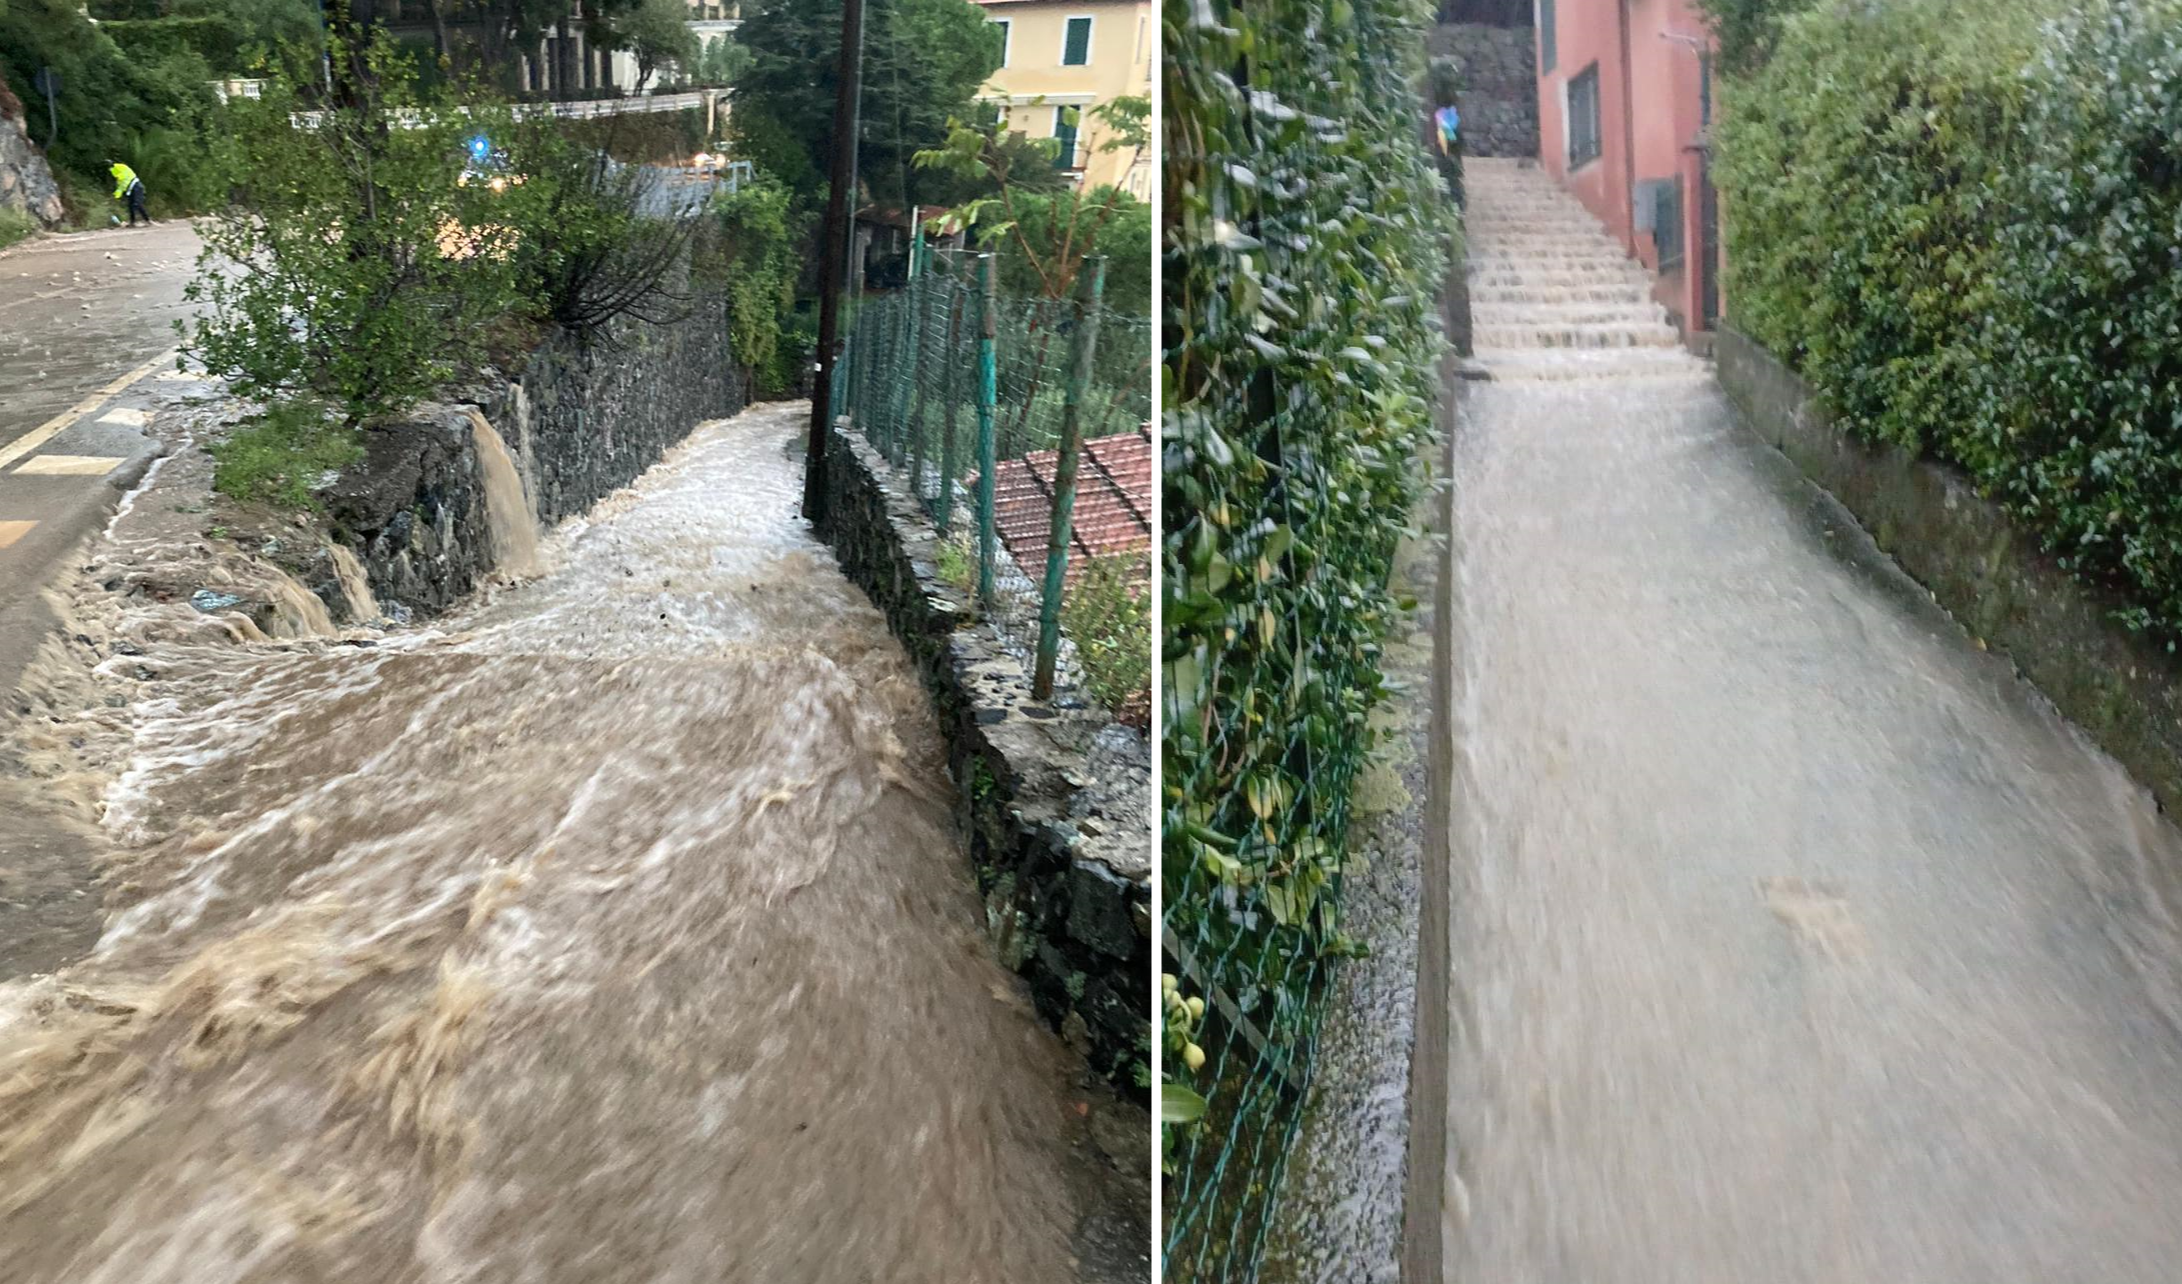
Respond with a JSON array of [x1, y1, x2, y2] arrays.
[[1063, 16, 1092, 65], [1540, 0, 1556, 72], [1053, 106, 1080, 169]]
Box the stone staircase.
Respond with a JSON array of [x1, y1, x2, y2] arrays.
[[1464, 156, 1706, 381]]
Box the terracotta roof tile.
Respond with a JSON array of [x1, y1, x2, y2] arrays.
[[975, 427, 1153, 585]]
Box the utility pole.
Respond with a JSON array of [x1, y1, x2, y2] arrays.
[[802, 0, 866, 525]]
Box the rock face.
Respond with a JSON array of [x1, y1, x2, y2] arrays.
[[327, 289, 744, 612], [0, 73, 66, 228], [1430, 23, 1541, 161]]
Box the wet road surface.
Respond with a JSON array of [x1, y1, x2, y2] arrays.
[[0, 403, 1114, 1282], [0, 222, 200, 452], [1444, 160, 2182, 1282]]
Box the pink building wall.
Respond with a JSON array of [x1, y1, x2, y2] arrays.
[[1531, 0, 1721, 340]]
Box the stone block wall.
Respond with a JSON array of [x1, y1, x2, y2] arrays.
[[1716, 327, 2182, 819], [327, 293, 742, 615], [818, 425, 1153, 1094], [1430, 23, 1541, 160]]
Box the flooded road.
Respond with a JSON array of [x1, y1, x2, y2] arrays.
[[0, 402, 1112, 1282], [1444, 160, 2182, 1281]]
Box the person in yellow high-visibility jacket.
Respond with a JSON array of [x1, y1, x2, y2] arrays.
[[107, 160, 150, 227]]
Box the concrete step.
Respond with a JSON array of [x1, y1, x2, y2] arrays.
[[1468, 250, 1635, 269], [1469, 281, 1657, 303], [1468, 271, 1656, 292], [1472, 323, 1682, 350], [1471, 302, 1669, 326], [1472, 345, 1707, 381]]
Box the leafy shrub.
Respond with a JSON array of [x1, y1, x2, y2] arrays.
[[208, 399, 363, 510], [1161, 0, 1449, 1268], [183, 36, 528, 427], [1059, 554, 1151, 721], [505, 118, 710, 338], [1718, 0, 2182, 640], [1975, 0, 2182, 633], [0, 205, 35, 250], [711, 175, 807, 397]]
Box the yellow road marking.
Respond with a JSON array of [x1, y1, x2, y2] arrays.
[[0, 521, 36, 549], [13, 455, 124, 476], [0, 348, 177, 474]]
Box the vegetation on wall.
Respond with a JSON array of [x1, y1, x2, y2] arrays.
[[711, 174, 808, 396], [1161, 0, 1450, 1270], [0, 0, 221, 220], [1719, 0, 2182, 640]]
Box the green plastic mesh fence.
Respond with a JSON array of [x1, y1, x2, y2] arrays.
[[1160, 0, 1453, 1273], [837, 248, 1154, 725]]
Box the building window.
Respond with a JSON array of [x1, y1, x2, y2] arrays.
[[1699, 53, 1712, 127], [1539, 0, 1556, 72], [1053, 105, 1080, 169], [1568, 62, 1601, 169], [990, 18, 1011, 67], [1062, 15, 1093, 66]]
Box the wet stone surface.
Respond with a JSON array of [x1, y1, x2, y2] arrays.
[[1258, 507, 1442, 1284]]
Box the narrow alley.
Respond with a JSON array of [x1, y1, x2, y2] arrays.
[[0, 401, 1139, 1282], [1443, 157, 2182, 1282]]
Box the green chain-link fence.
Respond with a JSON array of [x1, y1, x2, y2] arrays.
[[835, 244, 1154, 723], [1161, 0, 1453, 1272]]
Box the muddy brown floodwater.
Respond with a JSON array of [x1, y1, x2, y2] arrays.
[[0, 402, 1121, 1282]]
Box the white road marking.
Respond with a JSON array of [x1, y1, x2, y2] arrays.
[[13, 455, 125, 476], [0, 520, 37, 549], [97, 407, 151, 427], [0, 348, 177, 473]]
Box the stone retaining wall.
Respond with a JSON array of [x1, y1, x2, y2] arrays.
[[1429, 23, 1540, 161], [325, 294, 742, 617], [1716, 327, 2182, 818], [817, 425, 1153, 1094]]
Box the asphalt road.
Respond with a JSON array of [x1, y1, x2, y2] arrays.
[[0, 222, 202, 696]]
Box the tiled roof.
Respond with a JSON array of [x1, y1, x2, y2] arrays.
[[979, 427, 1152, 583]]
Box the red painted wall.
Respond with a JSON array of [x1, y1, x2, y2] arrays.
[[1532, 0, 1721, 337]]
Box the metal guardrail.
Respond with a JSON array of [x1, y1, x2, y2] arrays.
[[290, 89, 725, 131]]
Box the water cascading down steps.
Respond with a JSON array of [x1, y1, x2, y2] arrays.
[[1464, 157, 1706, 382]]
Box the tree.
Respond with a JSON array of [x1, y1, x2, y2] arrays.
[[182, 34, 529, 426], [730, 0, 998, 208], [685, 31, 748, 87], [914, 94, 1149, 301], [610, 0, 698, 90]]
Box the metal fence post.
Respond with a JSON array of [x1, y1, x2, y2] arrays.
[[904, 229, 932, 503], [975, 253, 999, 607], [1032, 257, 1106, 700], [936, 263, 966, 535]]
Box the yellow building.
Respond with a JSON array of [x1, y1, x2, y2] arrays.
[[973, 0, 1152, 199]]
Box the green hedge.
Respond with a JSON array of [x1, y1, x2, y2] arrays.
[[1160, 0, 1450, 1272], [1720, 0, 2182, 640]]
